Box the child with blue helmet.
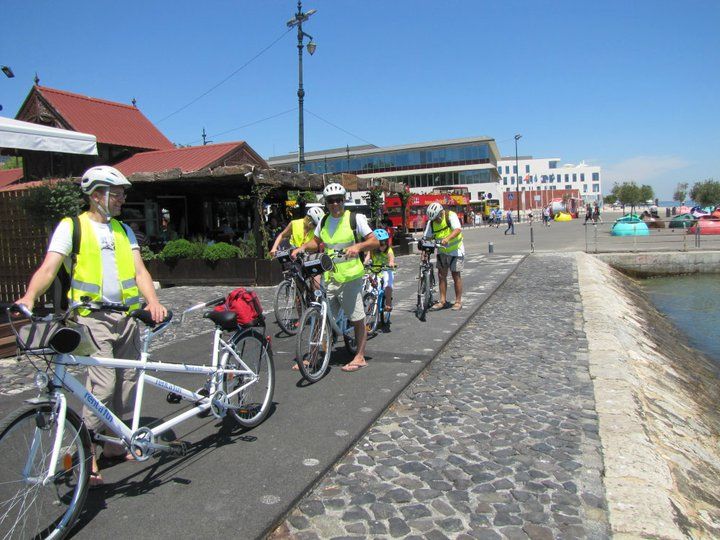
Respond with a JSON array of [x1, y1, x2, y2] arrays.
[[364, 228, 396, 312]]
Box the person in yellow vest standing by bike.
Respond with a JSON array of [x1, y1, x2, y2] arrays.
[[15, 165, 167, 486], [269, 206, 324, 256], [423, 202, 464, 311], [292, 183, 379, 372]]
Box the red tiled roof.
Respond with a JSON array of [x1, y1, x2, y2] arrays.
[[34, 86, 174, 151], [0, 168, 23, 189], [114, 142, 264, 176]]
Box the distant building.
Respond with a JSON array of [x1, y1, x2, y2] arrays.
[[496, 156, 602, 204], [267, 136, 503, 203]]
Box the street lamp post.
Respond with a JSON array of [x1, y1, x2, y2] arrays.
[[514, 134, 522, 222], [287, 1, 317, 173]]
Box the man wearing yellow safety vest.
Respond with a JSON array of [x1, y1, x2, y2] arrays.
[[291, 183, 379, 372], [269, 206, 324, 256], [16, 165, 167, 486], [423, 202, 464, 311]]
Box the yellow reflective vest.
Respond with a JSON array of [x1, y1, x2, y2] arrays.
[[290, 218, 314, 248], [319, 211, 364, 283], [66, 212, 141, 316], [369, 247, 394, 272], [431, 211, 463, 254]]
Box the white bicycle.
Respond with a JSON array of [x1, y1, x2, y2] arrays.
[[0, 297, 274, 539]]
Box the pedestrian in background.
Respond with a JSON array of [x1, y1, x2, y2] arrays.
[[543, 206, 551, 227], [504, 210, 515, 235]]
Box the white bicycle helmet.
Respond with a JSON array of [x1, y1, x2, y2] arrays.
[[306, 206, 324, 225], [427, 202, 443, 220], [322, 183, 346, 199], [80, 165, 131, 195]]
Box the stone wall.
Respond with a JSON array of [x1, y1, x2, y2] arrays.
[[596, 250, 720, 278], [577, 252, 720, 538]]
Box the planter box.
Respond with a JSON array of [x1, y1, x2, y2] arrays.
[[147, 258, 284, 287]]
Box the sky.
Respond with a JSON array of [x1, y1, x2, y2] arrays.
[[1, 0, 718, 199]]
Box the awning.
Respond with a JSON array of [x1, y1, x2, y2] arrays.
[[0, 116, 98, 155]]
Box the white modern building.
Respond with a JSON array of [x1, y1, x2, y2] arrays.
[[497, 156, 602, 203]]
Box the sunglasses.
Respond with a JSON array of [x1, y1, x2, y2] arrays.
[[326, 197, 344, 205]]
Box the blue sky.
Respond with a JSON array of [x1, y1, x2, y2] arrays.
[[2, 0, 718, 199]]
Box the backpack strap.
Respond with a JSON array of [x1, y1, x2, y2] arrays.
[[52, 215, 81, 313]]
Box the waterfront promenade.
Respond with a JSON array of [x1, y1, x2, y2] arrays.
[[0, 219, 718, 538]]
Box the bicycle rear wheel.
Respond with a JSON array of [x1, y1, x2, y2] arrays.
[[363, 292, 380, 335], [423, 271, 434, 315], [296, 306, 331, 382], [0, 403, 91, 540], [416, 270, 428, 322], [224, 329, 275, 428], [274, 279, 304, 335]]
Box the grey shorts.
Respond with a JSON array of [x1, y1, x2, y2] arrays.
[[326, 278, 366, 322], [436, 254, 464, 272]]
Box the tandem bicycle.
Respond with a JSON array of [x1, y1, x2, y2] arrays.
[[0, 297, 274, 539]]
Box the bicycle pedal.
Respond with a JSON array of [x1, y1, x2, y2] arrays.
[[166, 392, 182, 404], [168, 440, 190, 456]]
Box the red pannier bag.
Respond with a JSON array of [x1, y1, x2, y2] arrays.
[[214, 287, 264, 327]]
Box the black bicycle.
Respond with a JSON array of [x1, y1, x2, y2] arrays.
[[415, 238, 438, 322], [273, 249, 316, 335]]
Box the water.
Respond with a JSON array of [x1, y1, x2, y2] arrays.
[[642, 275, 720, 363]]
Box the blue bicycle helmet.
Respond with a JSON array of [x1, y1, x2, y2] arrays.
[[373, 228, 390, 241]]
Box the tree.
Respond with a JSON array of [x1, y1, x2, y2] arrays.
[[639, 184, 654, 205], [1, 156, 22, 170], [395, 188, 412, 233], [611, 181, 645, 215], [673, 182, 688, 204], [690, 179, 720, 208], [366, 185, 384, 229], [18, 180, 84, 226], [603, 194, 617, 206]]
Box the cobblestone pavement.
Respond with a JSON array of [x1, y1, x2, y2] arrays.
[[272, 253, 610, 540]]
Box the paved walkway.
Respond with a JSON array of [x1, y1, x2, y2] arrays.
[[272, 254, 610, 539]]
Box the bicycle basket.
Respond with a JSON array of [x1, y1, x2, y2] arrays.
[[17, 322, 79, 354], [418, 239, 436, 253], [275, 249, 293, 269], [301, 253, 333, 276]]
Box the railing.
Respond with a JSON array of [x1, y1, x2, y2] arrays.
[[584, 216, 720, 253]]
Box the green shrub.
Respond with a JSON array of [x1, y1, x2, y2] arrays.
[[202, 242, 240, 262], [18, 180, 84, 225], [140, 245, 156, 261], [236, 233, 257, 258], [158, 239, 204, 261]]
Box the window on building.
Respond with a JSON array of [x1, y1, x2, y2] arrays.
[[592, 172, 600, 182], [572, 174, 577, 182], [580, 173, 585, 182], [565, 185, 572, 190], [503, 178, 508, 185], [498, 167, 502, 173], [511, 176, 515, 185], [505, 166, 510, 174], [525, 164, 530, 173], [592, 184, 600, 192], [549, 161, 558, 169], [583, 184, 587, 192], [564, 174, 569, 182]]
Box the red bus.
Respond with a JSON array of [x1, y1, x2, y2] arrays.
[[384, 188, 470, 231]]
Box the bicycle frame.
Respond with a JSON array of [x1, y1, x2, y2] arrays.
[[311, 284, 351, 346], [26, 305, 262, 478]]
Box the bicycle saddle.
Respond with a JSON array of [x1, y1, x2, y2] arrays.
[[204, 310, 238, 331], [130, 309, 174, 328]]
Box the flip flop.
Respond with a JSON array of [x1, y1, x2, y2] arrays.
[[341, 363, 367, 372], [451, 303, 463, 311], [431, 302, 446, 310]]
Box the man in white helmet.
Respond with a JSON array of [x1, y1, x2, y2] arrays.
[[292, 183, 379, 372], [16, 165, 167, 486], [423, 202, 464, 311]]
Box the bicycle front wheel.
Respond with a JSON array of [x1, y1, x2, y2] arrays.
[[296, 306, 331, 383], [423, 270, 434, 314], [416, 271, 428, 322], [274, 279, 304, 335], [363, 292, 380, 335], [0, 403, 91, 540], [224, 330, 275, 428]]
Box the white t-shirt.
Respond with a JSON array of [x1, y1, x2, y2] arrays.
[[423, 211, 465, 257], [48, 219, 139, 304], [314, 211, 373, 242]]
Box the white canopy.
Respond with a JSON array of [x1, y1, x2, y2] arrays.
[[0, 116, 97, 155]]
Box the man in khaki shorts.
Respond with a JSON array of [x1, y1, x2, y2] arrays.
[[292, 182, 379, 371], [16, 165, 167, 486], [423, 202, 465, 311]]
